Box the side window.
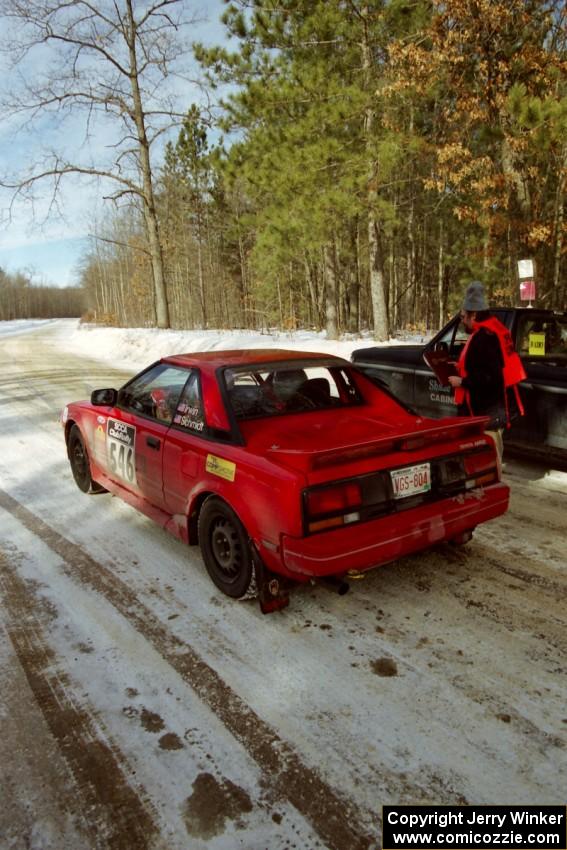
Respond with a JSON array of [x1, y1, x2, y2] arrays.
[[172, 372, 206, 435], [118, 364, 190, 423], [451, 321, 469, 352], [435, 317, 468, 355], [517, 316, 567, 361]]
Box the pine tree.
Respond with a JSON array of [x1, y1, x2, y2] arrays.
[[195, 0, 423, 338]]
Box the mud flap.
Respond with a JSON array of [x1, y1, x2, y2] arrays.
[[251, 546, 291, 614]]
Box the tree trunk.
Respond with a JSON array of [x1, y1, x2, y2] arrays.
[[369, 219, 389, 341], [406, 195, 415, 328], [552, 144, 566, 308], [438, 220, 445, 329], [349, 221, 360, 333], [277, 278, 284, 327], [197, 225, 207, 328], [361, 4, 389, 341], [238, 232, 248, 327], [388, 240, 396, 329], [126, 0, 170, 329], [303, 256, 317, 328], [324, 244, 338, 340]]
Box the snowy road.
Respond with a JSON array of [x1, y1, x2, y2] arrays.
[[1, 322, 566, 850]]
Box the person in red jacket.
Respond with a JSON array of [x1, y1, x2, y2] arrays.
[[448, 281, 525, 464]]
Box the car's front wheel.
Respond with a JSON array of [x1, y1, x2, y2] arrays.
[[198, 497, 257, 599], [68, 424, 105, 494]]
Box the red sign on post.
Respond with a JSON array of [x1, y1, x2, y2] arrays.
[[520, 280, 536, 301]]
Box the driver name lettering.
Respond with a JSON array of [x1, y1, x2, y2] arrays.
[[177, 402, 200, 417], [173, 414, 204, 431], [180, 415, 204, 431]]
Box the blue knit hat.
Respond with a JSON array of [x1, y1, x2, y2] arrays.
[[462, 281, 488, 312]]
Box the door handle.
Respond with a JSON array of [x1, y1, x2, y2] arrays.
[[146, 435, 161, 450]]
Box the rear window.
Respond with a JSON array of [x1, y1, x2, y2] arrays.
[[224, 364, 362, 420]]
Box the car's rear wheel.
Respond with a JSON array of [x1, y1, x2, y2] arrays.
[[68, 424, 105, 494], [198, 497, 257, 599]]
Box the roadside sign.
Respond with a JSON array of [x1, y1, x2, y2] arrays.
[[518, 259, 534, 279], [520, 279, 536, 301]]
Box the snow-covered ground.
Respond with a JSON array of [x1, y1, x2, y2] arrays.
[[0, 318, 565, 850], [0, 318, 56, 337], [47, 318, 426, 371]]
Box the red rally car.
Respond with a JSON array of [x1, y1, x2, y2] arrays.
[[62, 349, 509, 612]]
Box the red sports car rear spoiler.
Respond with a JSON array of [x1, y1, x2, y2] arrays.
[[269, 416, 491, 471]]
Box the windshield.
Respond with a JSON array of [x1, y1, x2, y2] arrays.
[[224, 363, 363, 420]]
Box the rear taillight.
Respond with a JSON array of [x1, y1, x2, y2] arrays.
[[464, 449, 494, 475], [307, 482, 361, 515], [305, 482, 362, 532], [464, 448, 499, 488]]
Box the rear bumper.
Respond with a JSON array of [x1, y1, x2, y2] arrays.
[[281, 482, 509, 578]]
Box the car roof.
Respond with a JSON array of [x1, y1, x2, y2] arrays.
[[162, 348, 345, 371]]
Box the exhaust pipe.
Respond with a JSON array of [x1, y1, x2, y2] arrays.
[[319, 576, 350, 595]]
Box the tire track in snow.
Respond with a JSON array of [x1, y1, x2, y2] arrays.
[[472, 542, 567, 598], [0, 550, 160, 850], [0, 486, 378, 850]]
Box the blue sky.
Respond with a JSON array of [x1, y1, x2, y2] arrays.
[[0, 235, 90, 287], [0, 0, 230, 288]]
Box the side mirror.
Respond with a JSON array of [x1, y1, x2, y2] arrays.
[[91, 388, 117, 406], [434, 341, 449, 354]]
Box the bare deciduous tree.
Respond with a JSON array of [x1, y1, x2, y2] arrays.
[[0, 0, 200, 328]]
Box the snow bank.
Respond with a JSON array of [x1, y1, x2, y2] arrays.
[[46, 319, 431, 371]]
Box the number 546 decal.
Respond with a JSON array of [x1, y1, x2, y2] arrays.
[[106, 418, 137, 486]]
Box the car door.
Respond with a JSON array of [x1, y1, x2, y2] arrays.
[[418, 310, 515, 420], [110, 363, 191, 510], [161, 370, 210, 516], [417, 317, 464, 418]]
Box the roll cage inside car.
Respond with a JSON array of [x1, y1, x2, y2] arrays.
[[221, 361, 363, 421]]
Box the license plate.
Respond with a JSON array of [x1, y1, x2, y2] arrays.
[[390, 463, 431, 499]]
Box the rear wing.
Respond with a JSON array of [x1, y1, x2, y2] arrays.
[[267, 416, 490, 471]]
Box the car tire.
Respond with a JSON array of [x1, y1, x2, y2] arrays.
[[68, 424, 106, 494], [198, 497, 257, 599]]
